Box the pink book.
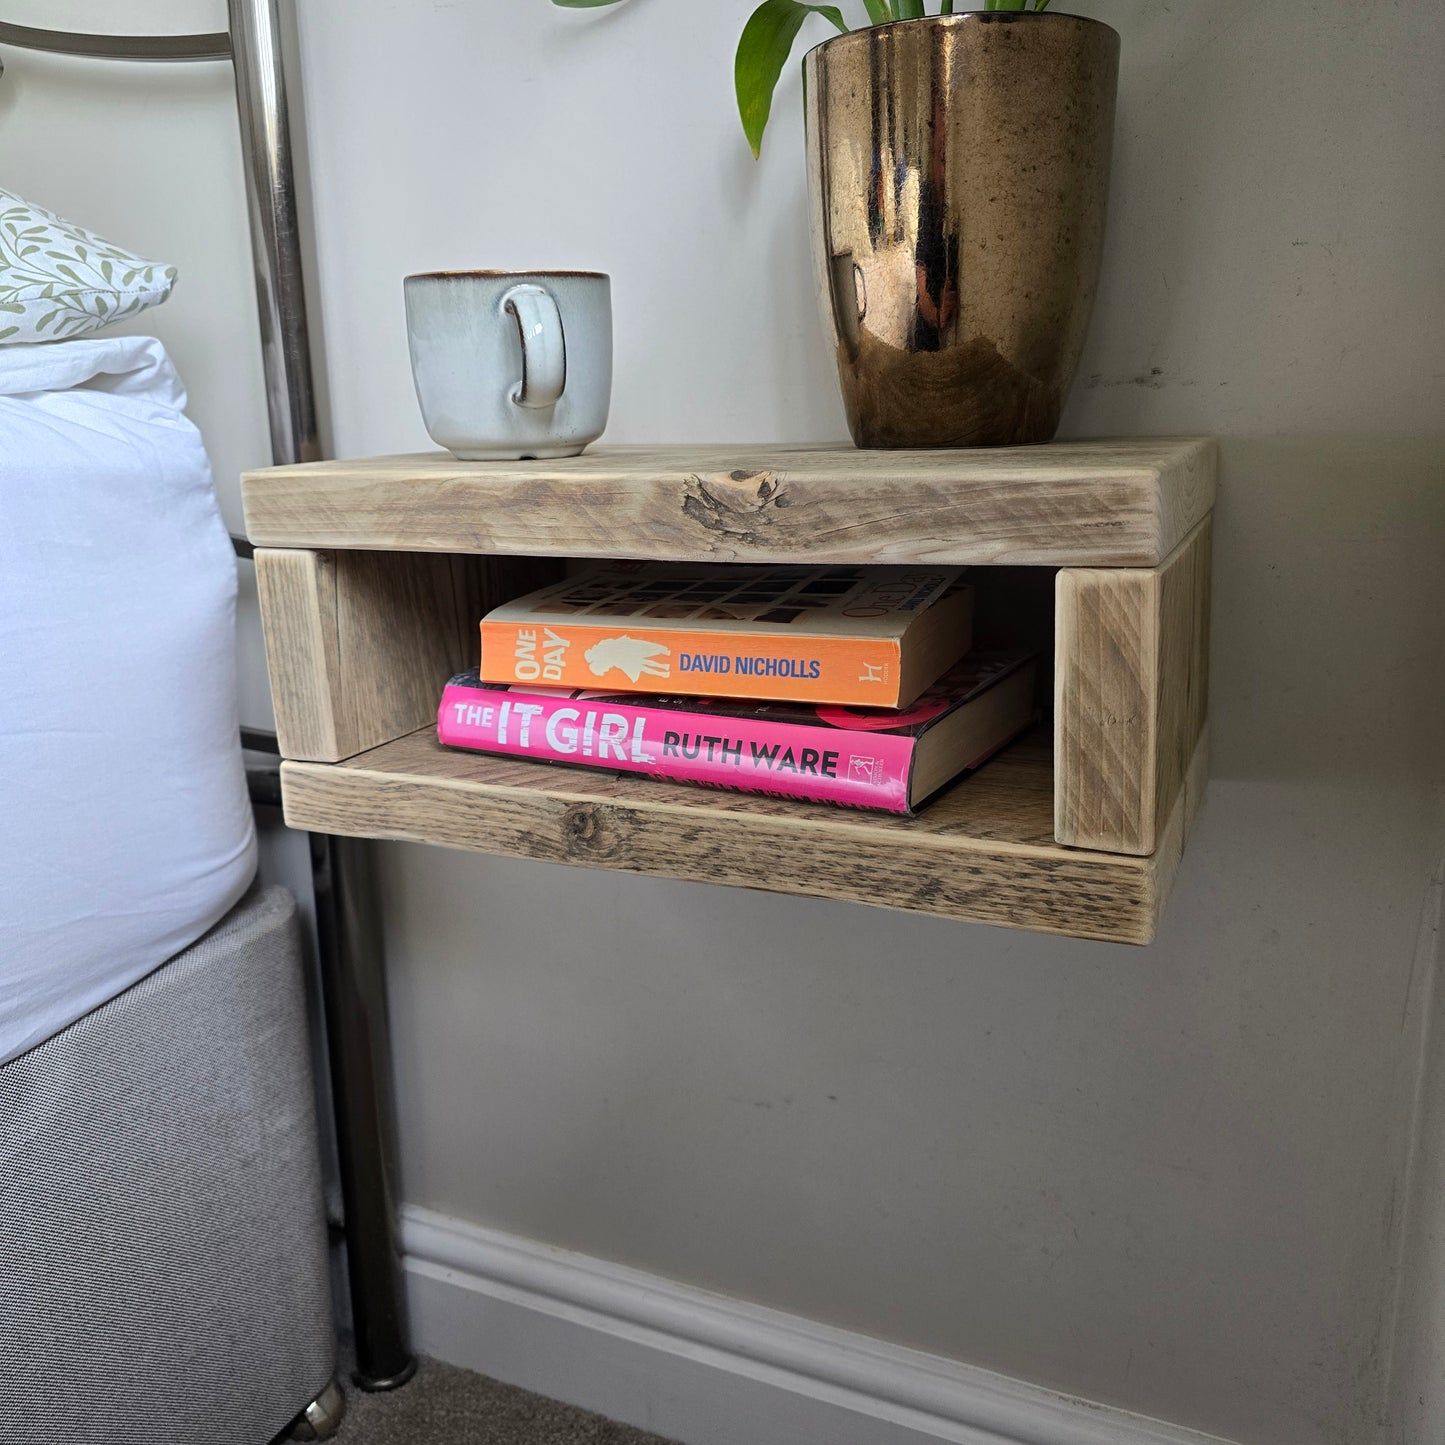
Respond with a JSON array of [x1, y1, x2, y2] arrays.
[[437, 651, 1037, 815]]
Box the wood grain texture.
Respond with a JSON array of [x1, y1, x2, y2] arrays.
[[1135, 722, 1209, 943], [253, 549, 347, 762], [256, 548, 561, 762], [240, 438, 1216, 567], [279, 726, 1170, 945], [1054, 518, 1212, 855]]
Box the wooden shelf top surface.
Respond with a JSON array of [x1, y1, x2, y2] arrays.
[[280, 726, 1176, 945], [242, 437, 1216, 568]]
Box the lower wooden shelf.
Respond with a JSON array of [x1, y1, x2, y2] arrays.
[[280, 725, 1203, 946]]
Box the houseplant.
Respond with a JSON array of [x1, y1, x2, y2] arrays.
[[554, 1, 1119, 449]]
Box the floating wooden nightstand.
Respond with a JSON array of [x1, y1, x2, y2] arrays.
[[241, 438, 1214, 945]]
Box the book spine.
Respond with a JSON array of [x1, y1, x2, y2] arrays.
[[438, 684, 917, 813], [479, 621, 904, 707]]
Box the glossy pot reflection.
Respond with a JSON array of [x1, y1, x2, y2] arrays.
[[804, 14, 1119, 448]]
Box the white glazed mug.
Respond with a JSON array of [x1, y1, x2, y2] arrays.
[[404, 269, 612, 460]]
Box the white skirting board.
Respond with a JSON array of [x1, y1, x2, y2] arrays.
[[401, 1207, 1239, 1445]]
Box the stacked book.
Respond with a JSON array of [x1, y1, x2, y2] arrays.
[[438, 562, 1037, 815]]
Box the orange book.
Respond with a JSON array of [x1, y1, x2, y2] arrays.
[[478, 562, 973, 708]]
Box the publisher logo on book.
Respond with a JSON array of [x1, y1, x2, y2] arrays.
[[848, 756, 884, 785]]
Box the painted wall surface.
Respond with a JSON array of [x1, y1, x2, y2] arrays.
[[4, 3, 1443, 1443]]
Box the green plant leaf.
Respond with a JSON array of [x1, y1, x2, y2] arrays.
[[735, 0, 847, 158], [895, 0, 925, 18], [861, 0, 892, 22]]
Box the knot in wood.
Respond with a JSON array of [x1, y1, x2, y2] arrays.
[[561, 802, 609, 854], [680, 469, 790, 550]]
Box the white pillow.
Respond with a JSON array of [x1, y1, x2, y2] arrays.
[[0, 187, 177, 344]]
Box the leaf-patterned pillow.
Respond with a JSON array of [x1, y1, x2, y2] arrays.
[[0, 187, 177, 345]]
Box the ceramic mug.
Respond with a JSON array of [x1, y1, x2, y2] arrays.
[[404, 269, 612, 460]]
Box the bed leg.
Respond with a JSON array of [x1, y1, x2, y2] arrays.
[[310, 833, 418, 1391]]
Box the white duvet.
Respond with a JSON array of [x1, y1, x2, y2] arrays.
[[0, 335, 256, 1065]]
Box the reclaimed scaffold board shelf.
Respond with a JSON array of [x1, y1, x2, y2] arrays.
[[242, 438, 1215, 945]]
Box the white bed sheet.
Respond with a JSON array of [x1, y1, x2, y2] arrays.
[[0, 335, 257, 1065]]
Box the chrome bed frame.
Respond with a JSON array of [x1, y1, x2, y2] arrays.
[[0, 4, 416, 1397]]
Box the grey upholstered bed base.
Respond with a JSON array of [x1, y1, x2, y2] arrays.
[[0, 885, 335, 1444]]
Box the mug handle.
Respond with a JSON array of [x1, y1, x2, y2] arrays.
[[502, 283, 566, 410]]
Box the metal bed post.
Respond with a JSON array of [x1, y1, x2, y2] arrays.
[[226, 0, 417, 1395], [0, 5, 417, 1396]]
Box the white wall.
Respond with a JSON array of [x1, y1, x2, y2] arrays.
[[6, 3, 1443, 1443]]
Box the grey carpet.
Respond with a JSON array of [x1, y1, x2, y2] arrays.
[[333, 1356, 678, 1445]]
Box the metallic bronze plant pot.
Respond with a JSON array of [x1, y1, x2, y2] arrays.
[[804, 13, 1119, 449]]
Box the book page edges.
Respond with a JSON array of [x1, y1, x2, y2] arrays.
[[908, 660, 1039, 809], [897, 585, 975, 708]]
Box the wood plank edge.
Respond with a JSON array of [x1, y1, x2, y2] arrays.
[[240, 438, 1216, 484], [241, 440, 1218, 568], [1152, 435, 1219, 561], [1139, 724, 1211, 944], [244, 536, 1178, 568], [254, 547, 348, 763], [1052, 563, 1164, 855], [1053, 514, 1213, 853], [281, 748, 1151, 871], [278, 757, 1161, 947]]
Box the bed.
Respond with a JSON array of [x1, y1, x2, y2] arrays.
[[0, 334, 257, 1065]]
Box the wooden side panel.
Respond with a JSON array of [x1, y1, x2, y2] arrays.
[[1154, 518, 1212, 852], [255, 548, 558, 762], [1054, 518, 1212, 855], [253, 549, 347, 762], [1144, 724, 1212, 940]]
